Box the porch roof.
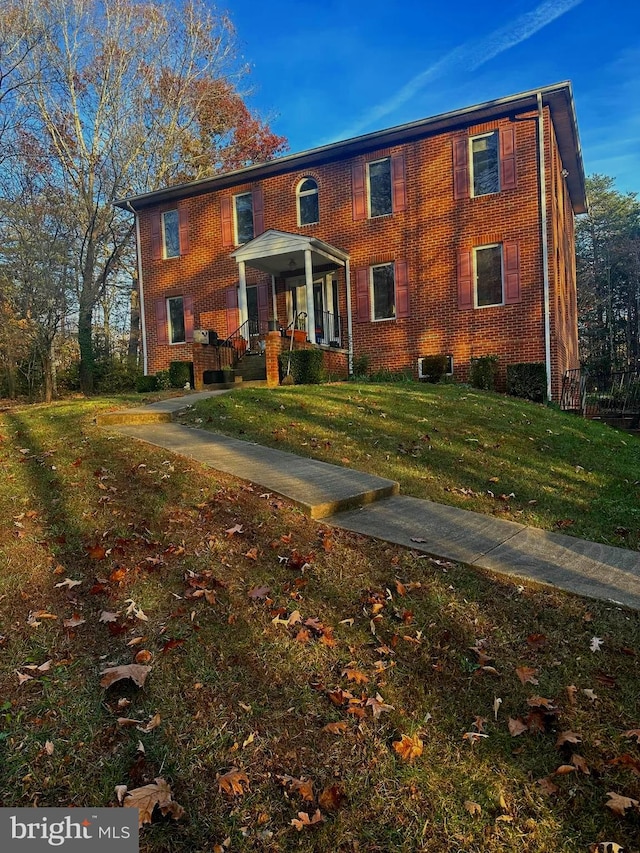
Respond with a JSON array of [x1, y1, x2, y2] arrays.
[[230, 229, 349, 276]]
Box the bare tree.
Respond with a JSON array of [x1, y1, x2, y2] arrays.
[[11, 0, 286, 393]]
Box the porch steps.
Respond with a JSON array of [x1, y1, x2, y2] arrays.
[[236, 353, 267, 382], [96, 409, 173, 426]]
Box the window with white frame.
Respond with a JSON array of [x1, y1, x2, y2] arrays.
[[167, 296, 186, 343], [475, 244, 503, 307], [162, 209, 180, 258], [234, 193, 254, 244], [297, 177, 319, 225], [368, 158, 392, 217], [471, 132, 499, 196], [371, 262, 395, 320]]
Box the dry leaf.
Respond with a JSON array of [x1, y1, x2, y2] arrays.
[[366, 693, 394, 719], [217, 768, 249, 796], [463, 732, 489, 743], [99, 611, 119, 622], [135, 650, 153, 665], [553, 764, 576, 776], [556, 730, 582, 748], [537, 776, 559, 795], [393, 733, 424, 762], [571, 753, 590, 775], [515, 665, 539, 686], [290, 809, 323, 831], [508, 717, 528, 737], [115, 784, 128, 804], [582, 688, 599, 701], [277, 775, 314, 802], [138, 713, 161, 733], [44, 740, 54, 755], [464, 800, 482, 816], [590, 636, 604, 652], [17, 672, 33, 685], [63, 614, 86, 628], [318, 784, 346, 812], [566, 684, 578, 705], [322, 721, 348, 735], [55, 578, 82, 589], [493, 697, 502, 720], [100, 664, 151, 689], [122, 777, 184, 827], [623, 729, 640, 744], [342, 667, 369, 685], [587, 844, 625, 853], [605, 791, 639, 816]]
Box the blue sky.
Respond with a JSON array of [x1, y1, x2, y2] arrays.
[[230, 0, 639, 195]]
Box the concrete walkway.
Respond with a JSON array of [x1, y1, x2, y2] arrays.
[[98, 392, 640, 611]]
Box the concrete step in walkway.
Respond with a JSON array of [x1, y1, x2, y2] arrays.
[[113, 422, 399, 519]]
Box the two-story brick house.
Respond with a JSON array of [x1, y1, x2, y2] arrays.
[[116, 81, 586, 400]]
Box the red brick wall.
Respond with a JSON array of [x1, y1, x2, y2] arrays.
[[138, 105, 579, 400]]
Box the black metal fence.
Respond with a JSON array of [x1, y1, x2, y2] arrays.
[[561, 367, 640, 423]]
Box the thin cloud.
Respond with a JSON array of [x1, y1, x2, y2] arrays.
[[332, 0, 584, 141]]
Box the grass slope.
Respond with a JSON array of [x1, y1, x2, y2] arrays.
[[185, 382, 640, 551], [0, 395, 639, 852]]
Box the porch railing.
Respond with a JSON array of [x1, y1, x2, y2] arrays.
[[313, 310, 345, 347], [561, 367, 640, 421]]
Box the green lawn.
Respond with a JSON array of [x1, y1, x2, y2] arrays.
[[0, 394, 639, 853], [185, 381, 640, 551]]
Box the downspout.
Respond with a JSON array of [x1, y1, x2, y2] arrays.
[[537, 93, 553, 401], [126, 201, 148, 375], [345, 258, 353, 374]]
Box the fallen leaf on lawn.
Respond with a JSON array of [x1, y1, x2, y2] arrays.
[[566, 684, 578, 705], [553, 764, 576, 776], [86, 544, 107, 560], [587, 843, 625, 853], [290, 809, 323, 831], [247, 585, 271, 600], [590, 636, 604, 652], [583, 688, 599, 701], [63, 614, 85, 628], [17, 672, 33, 685], [624, 729, 640, 744], [464, 800, 482, 816], [100, 664, 151, 689], [571, 753, 590, 774], [526, 632, 547, 649], [117, 718, 142, 727], [342, 667, 369, 685], [44, 741, 54, 755], [322, 721, 348, 735], [393, 733, 423, 762], [537, 777, 559, 796], [516, 666, 539, 686], [135, 650, 152, 665], [138, 713, 161, 733], [24, 660, 52, 673], [366, 693, 395, 719], [244, 547, 258, 560], [463, 732, 489, 743], [225, 524, 244, 537], [242, 732, 255, 748], [493, 697, 502, 720], [605, 791, 640, 816], [277, 775, 314, 802], [55, 578, 82, 589], [217, 768, 250, 796], [556, 730, 582, 748], [121, 777, 184, 827], [508, 717, 528, 737], [99, 611, 119, 623], [527, 696, 556, 709], [318, 784, 346, 812], [472, 716, 487, 733], [495, 814, 513, 822], [115, 785, 128, 804]]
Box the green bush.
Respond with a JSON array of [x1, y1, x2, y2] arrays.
[[278, 349, 324, 384], [369, 369, 413, 383], [420, 355, 449, 383], [469, 355, 499, 391], [507, 362, 547, 403], [93, 358, 139, 392], [169, 360, 194, 388], [136, 374, 159, 393], [352, 354, 370, 378], [155, 370, 171, 390]]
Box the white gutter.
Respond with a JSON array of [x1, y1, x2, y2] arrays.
[[345, 258, 353, 374], [127, 202, 148, 374], [537, 93, 552, 401]]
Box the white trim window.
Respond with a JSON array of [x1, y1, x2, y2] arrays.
[[297, 177, 319, 226], [167, 296, 186, 343], [234, 192, 254, 244], [367, 158, 392, 217], [475, 244, 503, 307], [162, 209, 180, 258], [371, 262, 395, 320], [471, 131, 499, 197]]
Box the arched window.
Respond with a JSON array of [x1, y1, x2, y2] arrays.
[[297, 177, 319, 226]]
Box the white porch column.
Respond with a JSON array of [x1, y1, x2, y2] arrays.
[[237, 260, 249, 340], [304, 248, 316, 343]]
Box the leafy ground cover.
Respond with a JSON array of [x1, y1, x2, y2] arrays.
[[184, 381, 640, 551], [0, 395, 639, 852]]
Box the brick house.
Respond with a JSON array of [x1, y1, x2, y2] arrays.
[[115, 81, 586, 400]]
